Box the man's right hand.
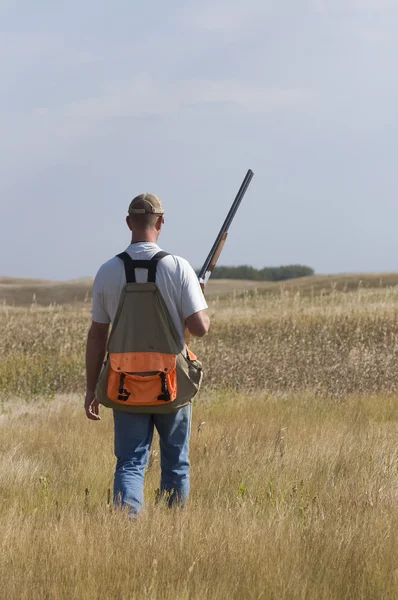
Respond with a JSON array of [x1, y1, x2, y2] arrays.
[[84, 390, 101, 421]]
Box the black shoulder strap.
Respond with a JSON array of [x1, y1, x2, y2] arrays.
[[152, 251, 169, 262], [116, 251, 170, 284]]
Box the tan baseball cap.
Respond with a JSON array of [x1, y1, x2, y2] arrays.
[[128, 193, 164, 215]]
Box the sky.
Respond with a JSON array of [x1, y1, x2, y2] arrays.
[[1, 0, 397, 280]]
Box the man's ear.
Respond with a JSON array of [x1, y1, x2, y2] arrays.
[[155, 215, 164, 231], [126, 215, 133, 231]]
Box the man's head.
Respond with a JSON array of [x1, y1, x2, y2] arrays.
[[126, 193, 164, 241]]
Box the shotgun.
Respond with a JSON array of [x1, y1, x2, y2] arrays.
[[198, 169, 254, 290]]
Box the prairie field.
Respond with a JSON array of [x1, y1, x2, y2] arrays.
[[1, 278, 398, 599], [3, 271, 398, 306]]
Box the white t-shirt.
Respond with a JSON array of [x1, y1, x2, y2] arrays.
[[91, 242, 208, 348]]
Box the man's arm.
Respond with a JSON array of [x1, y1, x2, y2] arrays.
[[180, 257, 210, 339], [85, 321, 110, 420], [186, 309, 210, 338]]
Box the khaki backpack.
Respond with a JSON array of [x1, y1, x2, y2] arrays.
[[96, 251, 203, 414]]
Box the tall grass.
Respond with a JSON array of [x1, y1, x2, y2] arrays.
[[2, 286, 398, 398], [2, 286, 398, 598], [1, 392, 398, 599]]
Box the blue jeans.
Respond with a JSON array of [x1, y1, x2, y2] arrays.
[[113, 404, 192, 516]]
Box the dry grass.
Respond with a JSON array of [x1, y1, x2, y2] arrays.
[[2, 280, 398, 598], [4, 271, 398, 307], [196, 286, 398, 397], [2, 285, 398, 398], [0, 276, 272, 306], [0, 392, 398, 599], [258, 272, 398, 297]]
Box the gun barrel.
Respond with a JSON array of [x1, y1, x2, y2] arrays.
[[198, 169, 254, 282]]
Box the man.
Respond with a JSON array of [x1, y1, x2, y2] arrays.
[[85, 193, 210, 516]]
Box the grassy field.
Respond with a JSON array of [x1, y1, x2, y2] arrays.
[[1, 278, 398, 598], [3, 271, 398, 306], [2, 282, 398, 399], [0, 276, 271, 306]]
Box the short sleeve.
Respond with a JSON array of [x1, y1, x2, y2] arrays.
[[180, 260, 208, 320], [91, 271, 111, 324]]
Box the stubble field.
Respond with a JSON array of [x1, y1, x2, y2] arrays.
[[1, 278, 398, 599]]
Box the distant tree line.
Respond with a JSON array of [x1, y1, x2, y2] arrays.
[[207, 265, 314, 281]]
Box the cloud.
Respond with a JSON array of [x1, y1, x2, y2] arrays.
[[182, 2, 257, 34], [181, 0, 320, 36], [184, 0, 398, 35], [60, 77, 309, 119], [0, 31, 99, 73]]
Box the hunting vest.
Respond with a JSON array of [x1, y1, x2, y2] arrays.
[[96, 251, 203, 414]]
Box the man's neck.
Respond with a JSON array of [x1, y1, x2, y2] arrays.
[[131, 232, 158, 244]]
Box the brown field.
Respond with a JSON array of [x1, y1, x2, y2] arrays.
[[0, 276, 275, 306], [1, 276, 398, 598], [3, 271, 398, 307]]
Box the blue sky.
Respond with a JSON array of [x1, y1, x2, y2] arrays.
[[1, 0, 397, 279]]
